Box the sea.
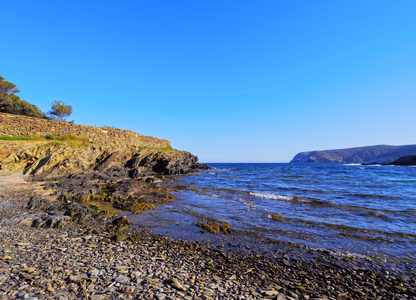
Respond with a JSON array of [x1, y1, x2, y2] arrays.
[[129, 163, 416, 273]]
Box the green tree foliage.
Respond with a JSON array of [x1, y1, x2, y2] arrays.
[[0, 75, 45, 118], [3, 95, 45, 118], [0, 76, 20, 108], [48, 100, 73, 121]]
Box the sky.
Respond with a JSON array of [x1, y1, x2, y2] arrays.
[[1, 1, 416, 162]]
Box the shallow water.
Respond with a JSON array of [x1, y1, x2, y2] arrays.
[[130, 163, 416, 269]]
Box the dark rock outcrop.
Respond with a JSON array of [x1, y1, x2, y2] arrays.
[[125, 149, 201, 175], [290, 144, 416, 164], [384, 155, 416, 166], [1, 198, 99, 228]]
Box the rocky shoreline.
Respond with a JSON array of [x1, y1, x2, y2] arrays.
[[0, 194, 415, 299], [0, 139, 415, 299]]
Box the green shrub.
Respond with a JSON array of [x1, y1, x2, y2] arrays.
[[3, 95, 45, 119], [45, 134, 57, 140]]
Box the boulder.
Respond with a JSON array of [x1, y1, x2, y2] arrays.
[[112, 216, 130, 226]]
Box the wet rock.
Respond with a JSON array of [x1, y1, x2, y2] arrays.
[[26, 198, 59, 212], [32, 214, 71, 228], [195, 220, 231, 234], [112, 216, 130, 227]]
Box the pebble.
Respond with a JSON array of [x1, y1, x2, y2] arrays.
[[262, 288, 279, 296], [156, 293, 167, 300], [114, 275, 129, 283]]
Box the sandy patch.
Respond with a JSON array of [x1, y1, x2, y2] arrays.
[[0, 172, 58, 201]]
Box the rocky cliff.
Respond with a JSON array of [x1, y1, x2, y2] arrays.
[[290, 144, 416, 164], [0, 114, 208, 218], [0, 142, 203, 179]]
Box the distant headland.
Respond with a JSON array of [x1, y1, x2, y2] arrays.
[[290, 144, 416, 165]]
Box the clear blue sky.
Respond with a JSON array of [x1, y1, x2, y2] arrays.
[[1, 1, 415, 162]]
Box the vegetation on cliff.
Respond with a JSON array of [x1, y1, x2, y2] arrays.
[[0, 76, 20, 105], [0, 75, 73, 121], [0, 76, 45, 119], [47, 100, 73, 121]]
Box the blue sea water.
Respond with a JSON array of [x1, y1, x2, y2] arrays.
[[130, 163, 416, 269]]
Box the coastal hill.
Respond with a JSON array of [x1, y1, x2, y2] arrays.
[[290, 144, 416, 164]]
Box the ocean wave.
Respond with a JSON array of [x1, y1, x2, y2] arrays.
[[307, 247, 371, 260], [208, 194, 223, 198], [233, 197, 257, 209], [207, 194, 257, 209], [250, 192, 293, 201], [208, 167, 229, 171]]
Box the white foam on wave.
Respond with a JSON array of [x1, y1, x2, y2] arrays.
[[233, 197, 257, 209], [208, 194, 222, 198], [308, 247, 372, 260], [250, 192, 293, 201], [343, 163, 361, 166], [208, 194, 257, 209]]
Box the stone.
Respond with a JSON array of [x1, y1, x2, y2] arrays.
[[156, 293, 167, 300], [169, 278, 186, 291], [112, 216, 130, 227], [90, 295, 106, 300], [262, 288, 279, 296], [114, 275, 129, 283]]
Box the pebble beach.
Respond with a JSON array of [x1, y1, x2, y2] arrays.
[[0, 195, 415, 300]]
